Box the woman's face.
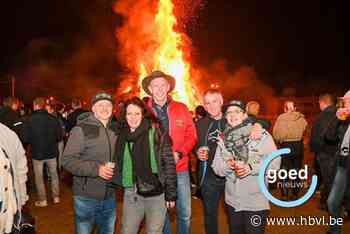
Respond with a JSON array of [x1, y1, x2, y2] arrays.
[[126, 104, 143, 130], [225, 106, 245, 127]]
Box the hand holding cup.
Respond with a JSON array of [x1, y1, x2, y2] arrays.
[[197, 146, 209, 161]]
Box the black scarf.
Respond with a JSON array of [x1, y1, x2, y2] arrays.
[[117, 118, 155, 184]]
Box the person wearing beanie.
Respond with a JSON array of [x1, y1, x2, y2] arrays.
[[62, 91, 118, 234], [212, 99, 280, 234]]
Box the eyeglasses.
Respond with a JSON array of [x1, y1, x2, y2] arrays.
[[226, 110, 243, 115]]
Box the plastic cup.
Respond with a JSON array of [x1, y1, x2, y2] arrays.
[[105, 162, 115, 169], [200, 146, 209, 160]]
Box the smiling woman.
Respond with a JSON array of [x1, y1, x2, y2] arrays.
[[111, 96, 177, 234]]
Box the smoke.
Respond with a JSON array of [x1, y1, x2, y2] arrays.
[[11, 0, 120, 105], [194, 59, 279, 116]]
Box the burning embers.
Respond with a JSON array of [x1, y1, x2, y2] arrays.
[[114, 0, 199, 109]]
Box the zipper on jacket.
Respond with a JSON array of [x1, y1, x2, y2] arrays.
[[103, 125, 112, 200], [82, 177, 88, 191]]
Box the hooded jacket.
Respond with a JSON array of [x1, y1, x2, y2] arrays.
[[212, 121, 280, 211], [273, 111, 307, 143], [0, 123, 28, 233], [62, 112, 118, 200]]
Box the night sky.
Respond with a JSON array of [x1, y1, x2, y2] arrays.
[[0, 0, 348, 100]]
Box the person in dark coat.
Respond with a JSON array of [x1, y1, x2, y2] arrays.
[[66, 98, 88, 132], [0, 97, 25, 141], [325, 90, 350, 234], [111, 97, 177, 234], [23, 97, 62, 207], [310, 93, 338, 210]]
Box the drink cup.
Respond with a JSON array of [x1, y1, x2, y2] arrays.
[[337, 108, 349, 121], [105, 162, 115, 169], [200, 146, 209, 161], [234, 159, 245, 170]]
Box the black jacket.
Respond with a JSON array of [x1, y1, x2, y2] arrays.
[[0, 106, 25, 141], [310, 106, 338, 154], [325, 115, 350, 171], [195, 116, 226, 187], [112, 125, 177, 201], [67, 108, 88, 132], [23, 109, 63, 160]]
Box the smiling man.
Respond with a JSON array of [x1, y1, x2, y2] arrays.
[[142, 70, 197, 234], [62, 91, 118, 234]]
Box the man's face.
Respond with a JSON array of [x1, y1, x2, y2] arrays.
[[203, 93, 223, 119], [148, 77, 170, 104], [92, 100, 113, 122], [225, 106, 245, 127], [319, 100, 327, 111], [126, 104, 142, 130]]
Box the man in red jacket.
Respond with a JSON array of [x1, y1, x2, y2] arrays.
[[142, 70, 197, 234]]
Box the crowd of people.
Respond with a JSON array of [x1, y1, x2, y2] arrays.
[[0, 70, 349, 234]]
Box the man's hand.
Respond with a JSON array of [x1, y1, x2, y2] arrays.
[[235, 164, 252, 178], [250, 123, 263, 140], [226, 158, 236, 170], [336, 108, 350, 121], [98, 164, 114, 180], [166, 201, 176, 209], [174, 152, 181, 164], [197, 146, 209, 161]]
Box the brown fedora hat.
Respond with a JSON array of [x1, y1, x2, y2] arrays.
[[141, 70, 176, 96]]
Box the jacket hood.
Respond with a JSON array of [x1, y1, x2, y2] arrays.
[[77, 112, 101, 126]]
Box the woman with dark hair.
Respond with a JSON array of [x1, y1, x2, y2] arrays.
[[111, 97, 177, 234]]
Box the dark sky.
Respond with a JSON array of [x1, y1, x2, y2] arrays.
[[0, 0, 348, 99]]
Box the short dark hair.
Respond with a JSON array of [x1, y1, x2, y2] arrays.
[[319, 93, 334, 105], [119, 97, 158, 127], [195, 105, 207, 117]]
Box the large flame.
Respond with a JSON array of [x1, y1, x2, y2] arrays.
[[115, 0, 199, 109]]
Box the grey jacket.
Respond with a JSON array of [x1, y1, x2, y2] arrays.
[[212, 123, 280, 212], [62, 113, 118, 200]]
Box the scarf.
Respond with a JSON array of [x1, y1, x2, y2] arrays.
[[223, 119, 252, 163], [117, 119, 158, 187]]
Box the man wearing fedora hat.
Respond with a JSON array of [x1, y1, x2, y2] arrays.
[[142, 70, 197, 234]]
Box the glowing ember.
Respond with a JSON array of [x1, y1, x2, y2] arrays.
[[115, 0, 199, 109]]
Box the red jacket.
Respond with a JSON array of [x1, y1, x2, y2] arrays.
[[148, 98, 197, 172]]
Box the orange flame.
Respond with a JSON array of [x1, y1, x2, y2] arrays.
[[115, 0, 199, 109]]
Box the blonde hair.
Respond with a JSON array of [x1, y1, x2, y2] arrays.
[[246, 101, 260, 116], [284, 101, 295, 112]]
